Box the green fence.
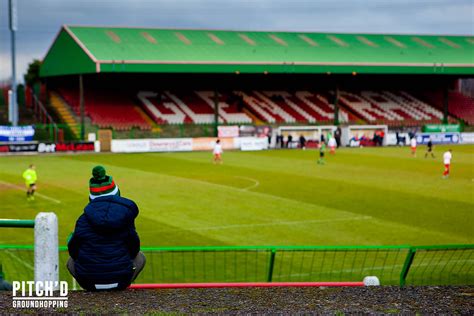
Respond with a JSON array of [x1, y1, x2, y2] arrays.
[[0, 245, 472, 287]]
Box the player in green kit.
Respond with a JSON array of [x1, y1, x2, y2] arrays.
[[317, 142, 326, 165], [22, 164, 37, 201]]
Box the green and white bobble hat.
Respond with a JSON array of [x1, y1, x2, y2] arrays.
[[89, 166, 119, 200]]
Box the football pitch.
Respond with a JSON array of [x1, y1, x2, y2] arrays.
[[0, 145, 473, 247]]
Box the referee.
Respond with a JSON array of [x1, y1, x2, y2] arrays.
[[22, 164, 37, 201]]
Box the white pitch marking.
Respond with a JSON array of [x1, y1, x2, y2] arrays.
[[5, 250, 34, 270], [0, 180, 61, 204], [110, 163, 342, 214], [234, 176, 260, 191], [189, 216, 372, 231]]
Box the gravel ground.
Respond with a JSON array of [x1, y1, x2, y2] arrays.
[[0, 286, 473, 314]]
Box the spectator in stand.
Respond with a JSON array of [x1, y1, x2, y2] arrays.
[[287, 135, 293, 148], [320, 133, 325, 144], [280, 135, 285, 149], [334, 127, 342, 148], [67, 166, 145, 291], [410, 137, 417, 157], [299, 135, 306, 150], [442, 149, 452, 179]]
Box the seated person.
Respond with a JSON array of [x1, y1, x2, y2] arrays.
[[67, 166, 145, 291]]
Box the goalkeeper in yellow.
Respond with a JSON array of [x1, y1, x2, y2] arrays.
[[22, 164, 37, 201]]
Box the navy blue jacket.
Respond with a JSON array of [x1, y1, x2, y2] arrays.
[[68, 195, 140, 291]]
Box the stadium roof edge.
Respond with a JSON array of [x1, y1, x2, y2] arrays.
[[40, 25, 474, 77], [63, 25, 99, 63], [63, 24, 474, 37]]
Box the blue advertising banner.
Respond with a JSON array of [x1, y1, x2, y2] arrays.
[[0, 126, 35, 142], [416, 133, 460, 145]]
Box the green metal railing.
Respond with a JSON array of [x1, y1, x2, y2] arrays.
[[0, 219, 35, 228], [0, 245, 472, 287]]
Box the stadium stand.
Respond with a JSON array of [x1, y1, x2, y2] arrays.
[[447, 92, 474, 125], [294, 91, 353, 123], [231, 91, 348, 123], [57, 88, 151, 130], [166, 91, 215, 124], [254, 91, 306, 123], [38, 26, 473, 135], [195, 91, 253, 124], [137, 90, 356, 125], [339, 90, 445, 126], [232, 90, 354, 124], [138, 91, 190, 125], [420, 91, 474, 125], [137, 91, 253, 124], [87, 93, 151, 131], [49, 92, 80, 137], [55, 87, 454, 128], [235, 91, 290, 123]]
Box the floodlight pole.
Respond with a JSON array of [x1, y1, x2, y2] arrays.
[[79, 75, 85, 140], [9, 0, 18, 126]]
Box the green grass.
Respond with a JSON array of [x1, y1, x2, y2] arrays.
[[1, 145, 473, 247], [1, 145, 473, 285]]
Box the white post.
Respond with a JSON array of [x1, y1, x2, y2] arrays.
[[34, 212, 59, 288]]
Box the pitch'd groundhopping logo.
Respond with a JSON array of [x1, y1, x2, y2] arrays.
[[12, 281, 68, 308]]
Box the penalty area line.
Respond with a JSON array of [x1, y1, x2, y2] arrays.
[[0, 180, 61, 204], [233, 176, 260, 191]]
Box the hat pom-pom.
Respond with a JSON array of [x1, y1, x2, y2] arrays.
[[92, 165, 106, 180]]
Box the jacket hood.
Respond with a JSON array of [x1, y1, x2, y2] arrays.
[[84, 195, 138, 231]]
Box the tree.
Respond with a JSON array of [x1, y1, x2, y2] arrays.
[[24, 59, 42, 87]]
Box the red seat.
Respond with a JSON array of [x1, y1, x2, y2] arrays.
[[57, 88, 151, 131]]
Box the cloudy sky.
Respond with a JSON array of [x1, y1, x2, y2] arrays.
[[0, 0, 473, 82]]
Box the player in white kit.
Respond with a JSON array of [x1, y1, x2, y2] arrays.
[[410, 137, 417, 157], [442, 149, 452, 179], [328, 137, 337, 154], [213, 139, 223, 164]]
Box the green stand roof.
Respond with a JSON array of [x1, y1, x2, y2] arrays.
[[40, 25, 474, 77]]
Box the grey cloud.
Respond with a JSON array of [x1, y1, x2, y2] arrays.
[[0, 0, 473, 81]]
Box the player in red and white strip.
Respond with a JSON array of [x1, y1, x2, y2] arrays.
[[410, 137, 417, 157], [213, 139, 223, 164], [328, 137, 337, 154], [442, 149, 452, 179]]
